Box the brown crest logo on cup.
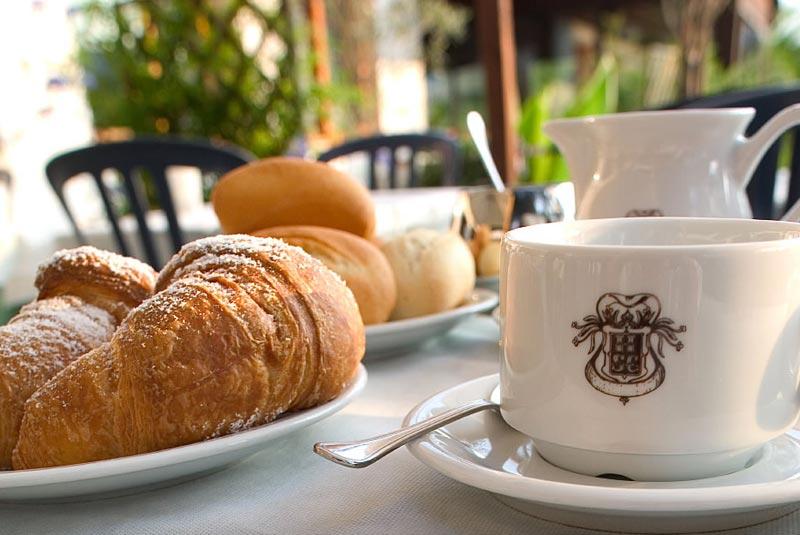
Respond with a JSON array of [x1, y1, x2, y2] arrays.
[[571, 293, 686, 405]]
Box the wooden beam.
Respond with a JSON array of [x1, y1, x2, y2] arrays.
[[308, 0, 334, 137], [474, 0, 520, 185]]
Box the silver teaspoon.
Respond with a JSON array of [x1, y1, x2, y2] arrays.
[[314, 386, 500, 468], [467, 111, 506, 193]]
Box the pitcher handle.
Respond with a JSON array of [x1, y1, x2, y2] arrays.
[[734, 104, 800, 188]]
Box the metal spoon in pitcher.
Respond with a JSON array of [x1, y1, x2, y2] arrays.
[[314, 386, 501, 468], [467, 111, 506, 193]]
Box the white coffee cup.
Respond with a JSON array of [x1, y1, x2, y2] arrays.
[[500, 217, 800, 481]]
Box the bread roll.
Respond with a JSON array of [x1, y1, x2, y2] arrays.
[[381, 229, 476, 320], [13, 235, 364, 469], [477, 240, 501, 276], [253, 225, 396, 325], [212, 157, 375, 238]]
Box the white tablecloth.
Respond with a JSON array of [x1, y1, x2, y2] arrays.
[[2, 315, 800, 534]]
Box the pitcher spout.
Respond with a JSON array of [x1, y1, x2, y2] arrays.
[[542, 120, 597, 201]]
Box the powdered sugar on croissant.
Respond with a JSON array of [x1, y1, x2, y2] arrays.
[[0, 246, 156, 469], [12, 235, 364, 469]]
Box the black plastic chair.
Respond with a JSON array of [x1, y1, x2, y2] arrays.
[[667, 85, 800, 220], [46, 137, 255, 268], [317, 132, 463, 189]]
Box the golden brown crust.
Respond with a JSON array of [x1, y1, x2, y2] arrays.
[[0, 247, 156, 469], [252, 225, 396, 325], [211, 157, 376, 238], [35, 246, 156, 323], [13, 235, 365, 469], [477, 240, 501, 276]]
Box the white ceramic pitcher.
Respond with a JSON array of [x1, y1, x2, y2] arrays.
[[542, 105, 800, 219]]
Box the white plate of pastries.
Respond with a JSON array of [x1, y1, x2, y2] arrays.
[[0, 232, 367, 502], [0, 157, 496, 501], [364, 287, 498, 359], [0, 366, 365, 502]]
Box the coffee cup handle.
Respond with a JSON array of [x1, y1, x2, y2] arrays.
[[734, 104, 800, 192]]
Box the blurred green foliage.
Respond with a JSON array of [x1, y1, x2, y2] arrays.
[[76, 0, 307, 157], [419, 0, 471, 71], [520, 55, 618, 183], [709, 11, 800, 92]]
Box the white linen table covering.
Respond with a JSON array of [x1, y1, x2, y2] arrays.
[[2, 315, 800, 534]]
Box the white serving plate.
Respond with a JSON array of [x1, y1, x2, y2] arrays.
[[364, 288, 498, 360], [405, 374, 800, 534], [0, 365, 367, 503]]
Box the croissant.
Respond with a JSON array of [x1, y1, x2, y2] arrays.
[[0, 246, 156, 469], [12, 235, 365, 469]]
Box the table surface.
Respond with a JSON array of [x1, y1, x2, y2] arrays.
[[2, 314, 800, 535]]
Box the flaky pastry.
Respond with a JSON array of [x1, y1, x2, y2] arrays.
[[0, 246, 156, 469], [13, 235, 364, 469]]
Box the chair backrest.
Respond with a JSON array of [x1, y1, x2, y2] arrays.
[[317, 132, 462, 189], [667, 85, 800, 219], [46, 137, 255, 268]]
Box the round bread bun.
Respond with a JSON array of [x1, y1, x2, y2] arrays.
[[212, 157, 375, 238], [477, 240, 501, 276], [381, 229, 476, 320], [252, 225, 396, 325]]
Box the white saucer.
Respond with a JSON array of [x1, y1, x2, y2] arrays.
[[0, 365, 367, 503], [364, 288, 498, 360], [405, 374, 800, 534]]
